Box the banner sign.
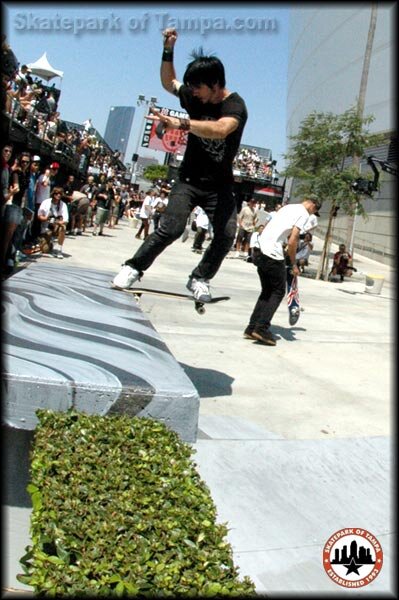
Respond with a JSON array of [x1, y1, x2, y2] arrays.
[[141, 105, 189, 154]]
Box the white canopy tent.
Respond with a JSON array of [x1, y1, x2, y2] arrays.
[[27, 52, 64, 82]]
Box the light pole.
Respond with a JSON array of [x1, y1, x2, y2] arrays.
[[131, 94, 158, 184]]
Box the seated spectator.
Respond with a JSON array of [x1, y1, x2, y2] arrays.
[[296, 232, 313, 273], [328, 243, 354, 282], [37, 187, 69, 258]]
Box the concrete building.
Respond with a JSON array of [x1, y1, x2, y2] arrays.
[[287, 5, 396, 265], [104, 106, 135, 162]]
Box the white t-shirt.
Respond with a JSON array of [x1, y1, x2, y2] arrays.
[[194, 206, 209, 230], [258, 204, 310, 260], [249, 230, 260, 249], [35, 173, 51, 205], [302, 214, 318, 233], [139, 195, 153, 219], [152, 195, 169, 212], [38, 198, 69, 233]]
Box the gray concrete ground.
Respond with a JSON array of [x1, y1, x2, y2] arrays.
[[4, 217, 395, 596]]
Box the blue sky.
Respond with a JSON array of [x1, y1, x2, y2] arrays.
[[4, 2, 290, 167]]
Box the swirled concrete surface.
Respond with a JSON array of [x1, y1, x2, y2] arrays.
[[2, 263, 199, 441]]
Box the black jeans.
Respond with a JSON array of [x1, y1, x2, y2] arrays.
[[192, 226, 207, 250], [126, 180, 237, 281], [247, 254, 286, 334]]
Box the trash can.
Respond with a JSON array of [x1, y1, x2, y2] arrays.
[[365, 274, 385, 295]]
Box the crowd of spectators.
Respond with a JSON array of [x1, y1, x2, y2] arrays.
[[0, 140, 170, 277], [233, 147, 279, 182], [1, 36, 170, 278], [1, 35, 125, 179]]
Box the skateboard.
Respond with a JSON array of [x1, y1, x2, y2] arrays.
[[111, 285, 230, 315], [286, 268, 301, 325]]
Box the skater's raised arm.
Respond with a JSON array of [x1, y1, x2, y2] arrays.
[[160, 28, 182, 96]]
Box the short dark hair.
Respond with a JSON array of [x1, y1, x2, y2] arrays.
[[183, 48, 225, 88]]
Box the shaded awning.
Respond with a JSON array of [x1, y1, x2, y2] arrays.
[[255, 186, 283, 197]]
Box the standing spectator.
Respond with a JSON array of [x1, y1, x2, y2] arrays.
[[244, 198, 320, 346], [23, 154, 41, 247], [16, 64, 31, 85], [151, 190, 169, 231], [1, 143, 19, 273], [32, 163, 58, 240], [37, 187, 69, 258], [68, 192, 90, 236], [235, 198, 257, 256], [92, 179, 114, 236], [4, 152, 31, 269], [63, 174, 78, 233], [247, 223, 265, 263], [191, 206, 209, 253], [80, 174, 98, 229], [26, 155, 41, 211], [109, 185, 120, 228], [135, 189, 155, 240], [82, 118, 93, 132], [112, 27, 248, 303], [119, 184, 129, 221]]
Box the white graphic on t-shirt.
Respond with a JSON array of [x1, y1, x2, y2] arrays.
[[199, 116, 226, 162]]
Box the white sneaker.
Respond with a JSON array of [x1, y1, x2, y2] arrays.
[[113, 264, 140, 289], [186, 277, 212, 302], [56, 250, 64, 259]]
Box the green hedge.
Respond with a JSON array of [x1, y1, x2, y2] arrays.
[[18, 410, 256, 597]]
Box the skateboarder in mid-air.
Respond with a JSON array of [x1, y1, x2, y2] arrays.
[[112, 27, 248, 303], [243, 197, 321, 346]]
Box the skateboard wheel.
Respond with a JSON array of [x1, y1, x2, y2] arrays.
[[195, 304, 206, 315]]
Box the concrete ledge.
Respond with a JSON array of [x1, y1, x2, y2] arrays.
[[2, 263, 199, 442]]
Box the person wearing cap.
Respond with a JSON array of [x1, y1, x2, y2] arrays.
[[243, 197, 321, 346]]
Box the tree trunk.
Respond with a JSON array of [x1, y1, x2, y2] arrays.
[[316, 203, 337, 280], [345, 4, 378, 254]]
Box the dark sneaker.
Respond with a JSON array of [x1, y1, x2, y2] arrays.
[[252, 330, 277, 346], [243, 328, 256, 340]]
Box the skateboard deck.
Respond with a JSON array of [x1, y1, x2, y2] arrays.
[[286, 269, 301, 325], [111, 285, 230, 315]]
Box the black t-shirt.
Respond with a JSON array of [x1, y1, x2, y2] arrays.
[[95, 185, 114, 210], [11, 169, 30, 207], [178, 85, 248, 185]]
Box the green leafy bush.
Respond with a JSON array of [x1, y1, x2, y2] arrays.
[[18, 410, 256, 597]]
